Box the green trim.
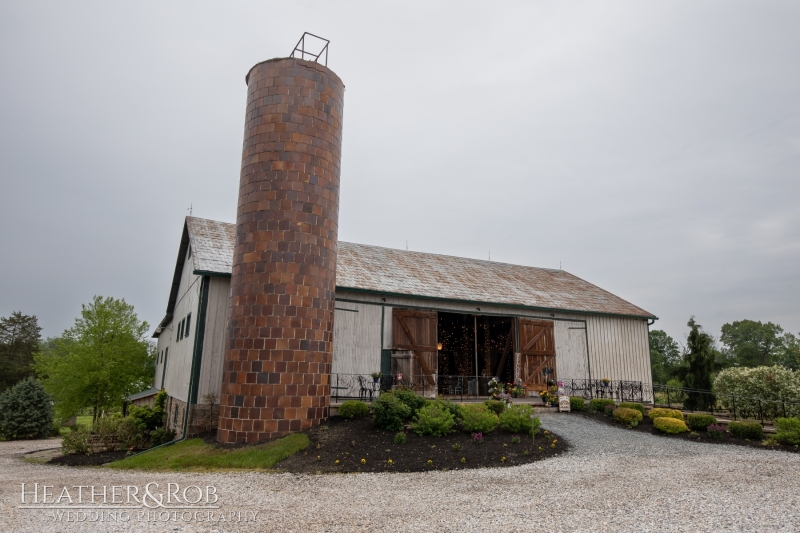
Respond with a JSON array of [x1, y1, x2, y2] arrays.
[[335, 286, 657, 321], [160, 347, 169, 389], [188, 276, 210, 405]]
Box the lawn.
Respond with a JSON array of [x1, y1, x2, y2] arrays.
[[106, 433, 309, 471]]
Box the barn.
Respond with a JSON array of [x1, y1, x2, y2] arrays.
[[150, 216, 657, 436]]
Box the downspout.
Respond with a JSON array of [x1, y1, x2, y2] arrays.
[[127, 276, 210, 457]]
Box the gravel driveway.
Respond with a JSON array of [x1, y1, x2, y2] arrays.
[[1, 414, 798, 532]]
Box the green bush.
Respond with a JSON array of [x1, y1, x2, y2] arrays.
[[774, 418, 800, 446], [339, 400, 370, 419], [459, 404, 500, 433], [648, 408, 684, 421], [128, 390, 167, 431], [618, 402, 645, 415], [372, 395, 412, 431], [394, 432, 406, 444], [391, 389, 429, 413], [714, 366, 800, 419], [569, 397, 586, 411], [686, 414, 717, 431], [62, 425, 91, 455], [412, 402, 456, 437], [589, 398, 616, 412], [92, 415, 122, 451], [484, 399, 506, 415], [728, 421, 763, 440], [0, 378, 54, 440], [654, 417, 689, 434], [435, 399, 461, 420], [498, 405, 535, 434], [613, 407, 643, 426], [148, 426, 176, 447], [117, 417, 148, 449]]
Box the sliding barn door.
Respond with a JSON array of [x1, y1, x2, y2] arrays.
[[518, 318, 556, 390], [392, 309, 438, 385]]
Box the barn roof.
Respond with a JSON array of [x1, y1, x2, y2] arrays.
[[173, 217, 655, 320]]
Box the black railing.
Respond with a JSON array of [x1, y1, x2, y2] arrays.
[[560, 379, 647, 403], [651, 383, 800, 425], [330, 374, 537, 402]]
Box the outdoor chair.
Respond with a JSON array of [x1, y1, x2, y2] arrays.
[[446, 376, 464, 397], [358, 375, 373, 401]]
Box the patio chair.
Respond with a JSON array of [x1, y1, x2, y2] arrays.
[[358, 375, 373, 401], [446, 376, 464, 397]]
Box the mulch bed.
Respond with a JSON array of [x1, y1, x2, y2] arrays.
[[47, 450, 131, 467], [576, 410, 800, 453], [276, 415, 569, 473]]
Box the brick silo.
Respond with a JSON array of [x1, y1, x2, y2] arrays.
[[217, 57, 344, 444]]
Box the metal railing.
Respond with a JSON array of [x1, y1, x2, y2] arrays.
[[651, 383, 800, 425], [560, 379, 647, 403]]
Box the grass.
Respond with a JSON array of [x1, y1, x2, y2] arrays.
[[106, 433, 309, 472]]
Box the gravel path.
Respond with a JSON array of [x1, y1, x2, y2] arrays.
[[1, 414, 798, 532]]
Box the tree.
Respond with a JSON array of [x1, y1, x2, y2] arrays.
[[676, 317, 716, 411], [0, 312, 43, 392], [649, 329, 681, 384], [778, 332, 800, 371], [0, 377, 54, 440], [719, 320, 784, 368], [34, 296, 155, 422]]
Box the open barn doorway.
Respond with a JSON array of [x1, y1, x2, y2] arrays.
[[437, 312, 515, 394]]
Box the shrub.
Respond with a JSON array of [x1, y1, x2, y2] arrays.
[[62, 425, 91, 455], [339, 400, 370, 419], [434, 399, 462, 420], [92, 415, 122, 451], [603, 404, 616, 417], [686, 414, 717, 431], [148, 426, 176, 447], [459, 404, 500, 433], [394, 432, 406, 444], [498, 405, 535, 434], [613, 407, 643, 426], [774, 417, 800, 446], [618, 402, 645, 415], [412, 402, 455, 437], [391, 389, 429, 413], [569, 397, 586, 411], [484, 399, 506, 415], [0, 378, 54, 440], [589, 398, 616, 412], [128, 390, 167, 432], [372, 395, 412, 431], [648, 408, 684, 421], [707, 423, 725, 439], [714, 365, 800, 419], [728, 421, 763, 440], [654, 417, 689, 434], [117, 417, 148, 449]]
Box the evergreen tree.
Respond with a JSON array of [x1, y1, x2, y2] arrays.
[[0, 312, 43, 392], [678, 317, 716, 410], [0, 377, 54, 440]]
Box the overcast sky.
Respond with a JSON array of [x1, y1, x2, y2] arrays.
[[1, 1, 798, 347]]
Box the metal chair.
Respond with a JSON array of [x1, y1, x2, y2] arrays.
[[446, 376, 464, 397], [358, 375, 373, 401]]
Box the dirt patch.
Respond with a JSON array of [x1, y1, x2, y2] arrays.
[[575, 410, 800, 453], [47, 450, 131, 467], [276, 415, 568, 473]]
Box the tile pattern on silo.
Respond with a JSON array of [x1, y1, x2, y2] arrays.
[[216, 57, 344, 444]]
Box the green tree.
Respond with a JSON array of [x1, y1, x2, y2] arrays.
[[0, 312, 43, 392], [719, 320, 784, 368], [778, 332, 800, 371], [0, 377, 54, 440], [34, 296, 155, 422], [676, 317, 716, 410], [649, 329, 681, 384]]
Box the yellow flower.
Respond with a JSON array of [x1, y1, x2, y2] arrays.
[[387, 459, 394, 465], [503, 443, 508, 447], [501, 456, 507, 463], [335, 459, 340, 465], [427, 459, 433, 466], [460, 457, 466, 463], [360, 458, 366, 464]]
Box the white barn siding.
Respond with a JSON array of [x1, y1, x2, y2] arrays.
[[554, 319, 590, 380], [162, 251, 202, 401], [331, 301, 382, 375], [586, 315, 652, 385], [196, 276, 230, 400]]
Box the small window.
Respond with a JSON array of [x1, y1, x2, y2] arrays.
[[185, 313, 192, 338], [187, 245, 192, 259], [176, 321, 181, 342]]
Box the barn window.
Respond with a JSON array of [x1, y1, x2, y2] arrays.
[[185, 313, 192, 337]]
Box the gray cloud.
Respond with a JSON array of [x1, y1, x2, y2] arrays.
[[1, 1, 798, 346]]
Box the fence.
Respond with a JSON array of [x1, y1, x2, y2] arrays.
[[560, 379, 647, 403], [651, 383, 800, 425]]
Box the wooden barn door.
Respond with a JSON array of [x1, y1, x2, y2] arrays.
[[392, 309, 438, 386], [518, 318, 556, 391]]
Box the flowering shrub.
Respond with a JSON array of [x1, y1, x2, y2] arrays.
[[714, 366, 800, 419], [472, 431, 484, 444], [707, 423, 725, 439], [654, 417, 689, 434]]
